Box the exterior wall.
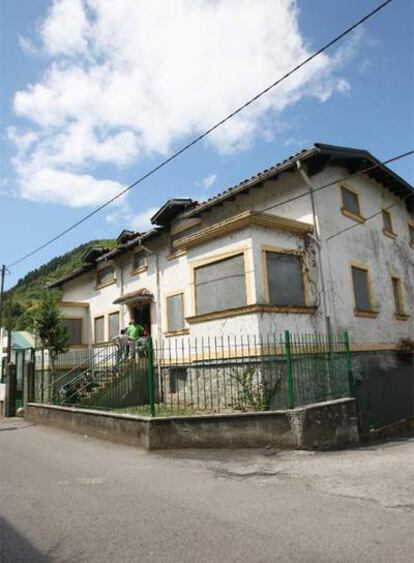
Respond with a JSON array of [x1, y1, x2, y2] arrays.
[[311, 166, 414, 346], [56, 164, 413, 351]]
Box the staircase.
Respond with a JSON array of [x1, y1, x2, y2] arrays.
[[50, 345, 149, 410]]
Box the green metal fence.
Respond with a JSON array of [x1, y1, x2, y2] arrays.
[[33, 331, 352, 416]]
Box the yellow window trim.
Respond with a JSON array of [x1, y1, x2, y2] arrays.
[[261, 244, 310, 307], [390, 274, 407, 317], [381, 208, 397, 238], [189, 246, 254, 317], [350, 261, 377, 316], [163, 289, 188, 335], [339, 184, 365, 223], [131, 265, 148, 276], [95, 263, 116, 289]]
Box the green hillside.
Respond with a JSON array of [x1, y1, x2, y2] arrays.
[[4, 239, 116, 330]]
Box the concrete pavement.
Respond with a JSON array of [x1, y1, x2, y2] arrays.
[[0, 417, 413, 563]]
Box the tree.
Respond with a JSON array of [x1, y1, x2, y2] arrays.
[[31, 290, 68, 362]]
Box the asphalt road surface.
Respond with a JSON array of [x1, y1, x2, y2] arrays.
[[0, 418, 413, 563]]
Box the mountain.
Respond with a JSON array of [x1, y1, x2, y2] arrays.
[[4, 239, 116, 330]]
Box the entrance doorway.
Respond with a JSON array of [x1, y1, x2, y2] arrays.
[[131, 303, 151, 335]]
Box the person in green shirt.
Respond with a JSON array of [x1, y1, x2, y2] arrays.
[[126, 320, 144, 357]]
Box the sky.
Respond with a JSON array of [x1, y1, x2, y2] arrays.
[[0, 0, 413, 290]]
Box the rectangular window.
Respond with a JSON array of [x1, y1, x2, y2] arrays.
[[391, 277, 404, 316], [108, 312, 120, 340], [62, 319, 83, 346], [94, 316, 105, 343], [167, 293, 185, 333], [409, 224, 414, 245], [96, 265, 115, 287], [132, 252, 147, 271], [341, 185, 361, 217], [351, 266, 373, 313], [382, 210, 393, 233], [265, 251, 305, 307], [195, 254, 246, 315]]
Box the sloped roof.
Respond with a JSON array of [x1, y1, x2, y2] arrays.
[[183, 143, 414, 218]]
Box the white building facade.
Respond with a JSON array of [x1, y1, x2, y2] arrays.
[[51, 144, 414, 355]]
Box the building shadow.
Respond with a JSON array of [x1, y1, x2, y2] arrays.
[[0, 516, 52, 562]]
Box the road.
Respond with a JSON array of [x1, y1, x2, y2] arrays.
[[0, 417, 413, 563]]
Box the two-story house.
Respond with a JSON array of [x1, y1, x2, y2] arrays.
[[50, 143, 414, 370]]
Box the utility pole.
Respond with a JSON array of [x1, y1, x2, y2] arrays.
[[0, 265, 6, 380]]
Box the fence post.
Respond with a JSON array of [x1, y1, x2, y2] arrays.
[[284, 330, 295, 409], [23, 360, 35, 406], [343, 331, 354, 396], [4, 362, 17, 417], [146, 337, 155, 417]]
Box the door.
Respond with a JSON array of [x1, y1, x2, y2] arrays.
[[132, 303, 151, 335]]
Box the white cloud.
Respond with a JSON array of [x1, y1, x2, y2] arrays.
[[107, 204, 158, 232], [10, 0, 361, 208], [198, 174, 218, 190], [19, 167, 124, 207]]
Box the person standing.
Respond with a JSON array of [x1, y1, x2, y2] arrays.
[[112, 328, 129, 363], [126, 320, 144, 358]]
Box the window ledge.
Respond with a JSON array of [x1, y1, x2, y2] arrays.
[[354, 309, 378, 319], [131, 266, 148, 275], [166, 250, 186, 261], [95, 280, 116, 290], [163, 328, 190, 338], [395, 313, 409, 321], [186, 304, 317, 324], [383, 229, 398, 239], [341, 208, 365, 224]]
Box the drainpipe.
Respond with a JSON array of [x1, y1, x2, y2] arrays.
[[139, 243, 162, 345], [296, 161, 332, 337]]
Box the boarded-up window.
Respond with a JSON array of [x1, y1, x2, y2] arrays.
[[94, 316, 105, 343], [167, 293, 185, 332], [195, 254, 246, 315], [108, 312, 120, 340], [266, 252, 305, 307], [63, 319, 83, 346], [351, 266, 372, 312], [341, 186, 361, 216], [382, 210, 393, 233], [133, 253, 147, 271], [96, 265, 115, 287], [391, 277, 404, 315]]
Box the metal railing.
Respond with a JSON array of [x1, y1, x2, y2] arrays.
[[33, 331, 352, 417]]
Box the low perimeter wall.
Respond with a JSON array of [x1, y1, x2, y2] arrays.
[[24, 398, 359, 451]]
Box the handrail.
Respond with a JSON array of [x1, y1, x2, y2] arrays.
[[62, 346, 129, 403], [54, 348, 119, 404], [40, 348, 96, 393]]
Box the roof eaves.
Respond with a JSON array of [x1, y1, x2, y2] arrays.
[[183, 146, 318, 218]]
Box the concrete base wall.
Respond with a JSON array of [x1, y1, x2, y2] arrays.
[[25, 398, 359, 451]]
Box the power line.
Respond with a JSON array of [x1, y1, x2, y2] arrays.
[[326, 190, 414, 242], [259, 150, 414, 216], [7, 0, 394, 270]]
